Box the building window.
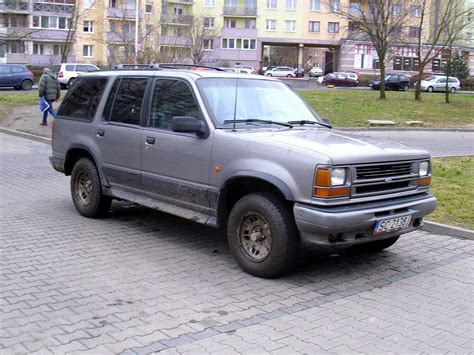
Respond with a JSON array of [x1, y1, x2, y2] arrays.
[[309, 0, 320, 11], [328, 22, 339, 33], [408, 26, 420, 38], [284, 20, 296, 32], [83, 45, 93, 57], [225, 19, 236, 28], [83, 20, 94, 33], [266, 0, 276, 9], [410, 5, 421, 17], [349, 2, 360, 14], [265, 19, 276, 31], [393, 47, 419, 71], [33, 43, 44, 55], [353, 44, 378, 69], [392, 4, 401, 16], [308, 21, 320, 33], [145, 25, 152, 35], [245, 19, 256, 29], [32, 15, 70, 29], [329, 0, 340, 12], [204, 0, 215, 7], [83, 0, 93, 9], [285, 0, 296, 10], [110, 22, 116, 32], [145, 3, 152, 13], [203, 39, 214, 50], [53, 45, 60, 55], [221, 37, 256, 50], [109, 0, 116, 7], [204, 17, 214, 29]]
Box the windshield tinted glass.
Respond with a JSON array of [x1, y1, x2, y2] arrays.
[[197, 78, 320, 127]]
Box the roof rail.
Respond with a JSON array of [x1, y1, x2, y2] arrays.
[[111, 63, 225, 71]]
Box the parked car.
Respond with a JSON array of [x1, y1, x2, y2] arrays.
[[321, 72, 359, 87], [51, 63, 100, 89], [420, 75, 461, 93], [265, 66, 296, 77], [262, 65, 277, 72], [369, 74, 410, 91], [50, 68, 436, 278], [309, 67, 324, 77], [235, 65, 256, 74], [0, 64, 34, 90]]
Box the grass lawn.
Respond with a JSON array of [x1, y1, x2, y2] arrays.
[[0, 92, 38, 122], [299, 90, 474, 128], [429, 156, 473, 230]]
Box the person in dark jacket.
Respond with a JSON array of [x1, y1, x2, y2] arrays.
[[38, 67, 60, 126]]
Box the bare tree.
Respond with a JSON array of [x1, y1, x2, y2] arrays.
[[411, 0, 470, 101], [331, 0, 410, 99], [186, 17, 219, 65]]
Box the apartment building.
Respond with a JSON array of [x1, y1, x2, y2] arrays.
[[1, 0, 472, 75]]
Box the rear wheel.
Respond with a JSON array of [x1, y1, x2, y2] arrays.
[[21, 80, 33, 90], [403, 85, 410, 91], [227, 193, 298, 278], [70, 158, 112, 218], [450, 87, 456, 94]]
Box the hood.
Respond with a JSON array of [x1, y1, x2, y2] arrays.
[[45, 71, 57, 80], [238, 128, 429, 165]]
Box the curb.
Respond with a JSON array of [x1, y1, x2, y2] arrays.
[[423, 221, 474, 240], [0, 127, 51, 144]]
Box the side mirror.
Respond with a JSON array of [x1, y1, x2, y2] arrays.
[[171, 116, 206, 136], [320, 117, 332, 128]]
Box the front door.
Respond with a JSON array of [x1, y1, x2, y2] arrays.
[[95, 76, 149, 189], [140, 78, 214, 214]]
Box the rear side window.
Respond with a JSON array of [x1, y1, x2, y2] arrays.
[[57, 77, 108, 121], [11, 66, 26, 73], [103, 77, 148, 125], [76, 64, 96, 72], [65, 64, 74, 71], [149, 79, 199, 130]]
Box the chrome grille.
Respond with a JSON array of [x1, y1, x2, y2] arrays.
[[352, 161, 418, 197]]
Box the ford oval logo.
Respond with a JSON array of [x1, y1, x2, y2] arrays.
[[385, 177, 393, 183]]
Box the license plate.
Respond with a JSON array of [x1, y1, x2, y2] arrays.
[[374, 215, 412, 235]]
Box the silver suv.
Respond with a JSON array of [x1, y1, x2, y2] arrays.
[[50, 68, 436, 278]]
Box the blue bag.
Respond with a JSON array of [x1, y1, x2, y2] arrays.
[[39, 97, 50, 112]]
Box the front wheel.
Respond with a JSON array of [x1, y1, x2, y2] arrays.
[[286, 74, 292, 78], [227, 193, 298, 278], [70, 158, 112, 218], [266, 73, 272, 77], [427, 86, 434, 93], [403, 85, 410, 92]]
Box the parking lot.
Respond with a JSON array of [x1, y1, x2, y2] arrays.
[[1, 133, 473, 354]]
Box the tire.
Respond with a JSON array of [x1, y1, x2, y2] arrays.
[[227, 193, 298, 278], [70, 158, 112, 218], [450, 87, 456, 94], [403, 85, 410, 92], [266, 73, 272, 77], [287, 74, 292, 77], [21, 80, 33, 91], [349, 236, 400, 254], [427, 86, 434, 93]]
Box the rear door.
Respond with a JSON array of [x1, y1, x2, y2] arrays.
[[140, 77, 213, 214], [95, 77, 149, 189], [435, 78, 446, 91]]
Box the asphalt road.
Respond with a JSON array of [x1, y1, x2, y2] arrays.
[[1, 132, 474, 354], [342, 130, 474, 158]]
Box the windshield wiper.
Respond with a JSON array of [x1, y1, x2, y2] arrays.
[[223, 119, 293, 128], [287, 120, 331, 128]]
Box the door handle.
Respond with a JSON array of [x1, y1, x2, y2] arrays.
[[97, 129, 105, 137], [145, 136, 155, 145]]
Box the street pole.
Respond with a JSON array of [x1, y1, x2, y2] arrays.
[[135, 0, 139, 63]]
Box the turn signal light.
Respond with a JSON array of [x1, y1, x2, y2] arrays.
[[314, 168, 350, 198], [315, 168, 331, 187], [419, 176, 431, 186], [313, 186, 351, 197]]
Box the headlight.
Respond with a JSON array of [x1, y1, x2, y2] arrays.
[[419, 161, 430, 176], [331, 168, 346, 186]]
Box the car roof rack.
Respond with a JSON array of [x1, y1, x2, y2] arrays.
[[112, 63, 225, 71]]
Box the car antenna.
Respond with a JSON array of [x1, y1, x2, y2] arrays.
[[232, 78, 239, 132]]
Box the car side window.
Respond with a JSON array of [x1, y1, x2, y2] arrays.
[[103, 77, 148, 125], [0, 65, 10, 74], [448, 78, 457, 83], [438, 78, 446, 83], [149, 79, 199, 131], [65, 65, 74, 71], [12, 66, 25, 73]]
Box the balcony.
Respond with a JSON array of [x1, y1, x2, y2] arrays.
[[107, 8, 142, 19], [107, 32, 136, 43], [32, 2, 74, 14], [222, 6, 257, 17], [163, 0, 194, 4], [221, 27, 257, 37], [0, 2, 29, 13], [161, 14, 193, 25], [160, 35, 191, 47]]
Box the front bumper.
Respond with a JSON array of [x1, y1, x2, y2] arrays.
[[294, 193, 437, 246]]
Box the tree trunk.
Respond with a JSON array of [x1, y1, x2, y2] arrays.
[[415, 65, 424, 101], [445, 50, 452, 104], [379, 62, 386, 100]]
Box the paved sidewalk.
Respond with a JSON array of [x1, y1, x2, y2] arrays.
[[1, 133, 473, 354]]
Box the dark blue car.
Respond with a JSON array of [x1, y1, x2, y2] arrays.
[[0, 64, 35, 90]]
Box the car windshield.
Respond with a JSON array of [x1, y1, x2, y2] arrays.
[[197, 78, 321, 127]]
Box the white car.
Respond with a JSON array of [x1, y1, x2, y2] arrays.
[[235, 65, 256, 74], [309, 67, 324, 77], [265, 66, 296, 78], [51, 63, 100, 89], [420, 75, 461, 93]]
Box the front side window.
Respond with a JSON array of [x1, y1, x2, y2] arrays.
[[58, 78, 108, 121], [103, 78, 148, 125], [149, 79, 199, 131]]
